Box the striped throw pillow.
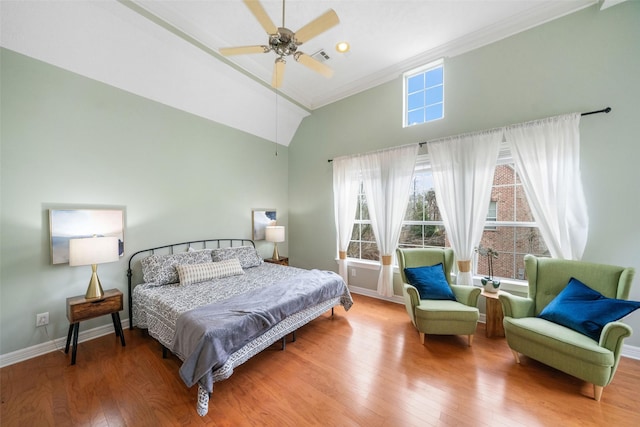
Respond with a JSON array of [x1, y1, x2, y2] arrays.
[[175, 258, 244, 286]]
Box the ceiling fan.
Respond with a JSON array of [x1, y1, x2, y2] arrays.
[[219, 0, 340, 88]]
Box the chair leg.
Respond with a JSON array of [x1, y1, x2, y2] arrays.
[[593, 385, 603, 401], [468, 334, 473, 347], [511, 349, 521, 364], [419, 332, 425, 345]]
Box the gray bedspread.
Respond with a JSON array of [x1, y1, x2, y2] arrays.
[[172, 269, 351, 388]]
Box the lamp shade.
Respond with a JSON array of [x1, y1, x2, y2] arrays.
[[69, 236, 120, 266], [265, 226, 285, 243]]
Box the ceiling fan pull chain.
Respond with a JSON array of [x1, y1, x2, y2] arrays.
[[275, 84, 279, 157]]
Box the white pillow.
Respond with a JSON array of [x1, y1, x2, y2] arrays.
[[175, 258, 244, 286]]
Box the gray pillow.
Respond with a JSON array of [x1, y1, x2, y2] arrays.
[[141, 249, 213, 285], [211, 246, 262, 268]]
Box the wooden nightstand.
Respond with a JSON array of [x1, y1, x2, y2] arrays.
[[264, 257, 289, 266], [65, 288, 125, 365]]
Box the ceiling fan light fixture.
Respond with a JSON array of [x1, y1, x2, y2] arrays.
[[270, 27, 298, 56], [336, 41, 350, 53]]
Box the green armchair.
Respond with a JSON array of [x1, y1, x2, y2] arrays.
[[499, 254, 636, 401], [397, 247, 481, 346]]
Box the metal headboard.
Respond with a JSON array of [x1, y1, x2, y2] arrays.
[[126, 238, 255, 327]]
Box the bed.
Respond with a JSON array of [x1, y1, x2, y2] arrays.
[[127, 239, 352, 416]]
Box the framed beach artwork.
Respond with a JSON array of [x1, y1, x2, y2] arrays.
[[49, 209, 125, 264], [252, 209, 276, 241]]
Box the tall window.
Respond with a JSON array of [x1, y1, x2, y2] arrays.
[[404, 60, 444, 127], [347, 154, 549, 281], [476, 163, 548, 280], [348, 182, 378, 260], [399, 165, 446, 248]]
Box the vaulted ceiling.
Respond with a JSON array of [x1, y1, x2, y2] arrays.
[[2, 0, 608, 146]]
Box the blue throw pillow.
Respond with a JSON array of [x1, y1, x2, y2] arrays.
[[538, 277, 640, 341], [404, 263, 456, 301]]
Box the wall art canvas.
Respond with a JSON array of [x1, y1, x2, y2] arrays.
[[252, 209, 276, 241], [49, 209, 124, 264]]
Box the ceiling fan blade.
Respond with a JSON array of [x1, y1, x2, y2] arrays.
[[294, 52, 333, 78], [243, 0, 278, 35], [272, 57, 286, 88], [294, 9, 339, 44], [219, 45, 269, 56]]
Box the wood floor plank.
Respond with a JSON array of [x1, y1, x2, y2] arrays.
[[2, 293, 640, 426]]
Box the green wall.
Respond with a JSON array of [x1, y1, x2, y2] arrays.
[[288, 2, 640, 345], [0, 49, 289, 355]]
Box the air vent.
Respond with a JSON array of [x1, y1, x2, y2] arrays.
[[311, 49, 330, 63]]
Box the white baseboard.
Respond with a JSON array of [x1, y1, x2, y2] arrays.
[[0, 319, 130, 368], [622, 343, 640, 360], [347, 285, 640, 361], [348, 285, 405, 304]]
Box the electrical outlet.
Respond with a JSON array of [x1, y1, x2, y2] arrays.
[[351, 268, 356, 277], [36, 312, 49, 327]]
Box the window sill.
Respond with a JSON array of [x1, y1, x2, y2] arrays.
[[337, 257, 529, 294], [473, 277, 528, 294], [336, 258, 381, 271]]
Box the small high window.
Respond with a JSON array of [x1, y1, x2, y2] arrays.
[[404, 60, 444, 127]]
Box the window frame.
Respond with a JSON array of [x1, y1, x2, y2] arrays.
[[398, 156, 446, 249], [475, 152, 548, 281], [403, 59, 444, 128], [349, 182, 378, 261]]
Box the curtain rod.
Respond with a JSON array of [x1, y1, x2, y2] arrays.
[[580, 106, 611, 116], [327, 107, 611, 162]]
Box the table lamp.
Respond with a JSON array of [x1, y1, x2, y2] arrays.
[[265, 226, 285, 260], [69, 236, 120, 300]]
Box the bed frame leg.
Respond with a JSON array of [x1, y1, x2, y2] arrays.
[[162, 346, 168, 359], [331, 307, 334, 317], [280, 331, 297, 350]]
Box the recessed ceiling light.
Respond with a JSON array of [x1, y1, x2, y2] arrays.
[[336, 41, 350, 53]]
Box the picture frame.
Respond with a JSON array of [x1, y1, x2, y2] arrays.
[[49, 209, 125, 264], [252, 209, 276, 241]]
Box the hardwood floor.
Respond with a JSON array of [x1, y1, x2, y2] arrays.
[[2, 293, 639, 426]]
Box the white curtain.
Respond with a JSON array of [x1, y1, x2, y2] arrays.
[[360, 145, 418, 297], [332, 155, 361, 282], [506, 113, 587, 260], [428, 130, 502, 285]]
